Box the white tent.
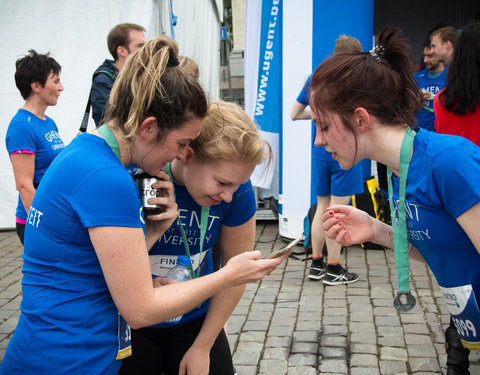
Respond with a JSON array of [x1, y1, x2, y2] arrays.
[[0, 0, 223, 229]]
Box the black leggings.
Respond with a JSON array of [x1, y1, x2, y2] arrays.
[[119, 316, 234, 375], [16, 222, 25, 245]]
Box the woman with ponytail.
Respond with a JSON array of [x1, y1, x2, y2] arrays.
[[314, 28, 480, 374], [0, 37, 287, 375]]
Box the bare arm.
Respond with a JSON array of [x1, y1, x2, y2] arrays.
[[89, 223, 285, 329], [322, 205, 425, 261], [179, 216, 256, 374], [456, 202, 480, 255], [10, 153, 36, 213], [290, 101, 311, 121]]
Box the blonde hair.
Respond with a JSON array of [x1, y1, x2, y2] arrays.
[[334, 35, 362, 54], [179, 56, 200, 80], [190, 101, 272, 167], [106, 35, 207, 142]]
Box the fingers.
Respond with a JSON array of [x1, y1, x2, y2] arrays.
[[325, 221, 348, 243], [324, 204, 358, 215], [145, 178, 178, 222], [150, 174, 174, 201], [259, 250, 289, 276], [246, 250, 262, 260], [144, 199, 178, 222]]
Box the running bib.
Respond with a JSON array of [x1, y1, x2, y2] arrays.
[[116, 313, 132, 359], [440, 284, 480, 350], [149, 250, 210, 277]]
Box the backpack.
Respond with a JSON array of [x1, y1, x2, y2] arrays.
[[290, 203, 326, 261], [351, 176, 391, 250]]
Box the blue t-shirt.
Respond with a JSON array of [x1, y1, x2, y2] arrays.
[[414, 68, 448, 132], [0, 134, 143, 375], [148, 179, 256, 328], [5, 109, 65, 220], [391, 129, 480, 347], [296, 74, 334, 161]]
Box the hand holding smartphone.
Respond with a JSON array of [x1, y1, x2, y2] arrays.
[[263, 238, 301, 259]]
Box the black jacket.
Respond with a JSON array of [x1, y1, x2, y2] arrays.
[[90, 60, 118, 126]]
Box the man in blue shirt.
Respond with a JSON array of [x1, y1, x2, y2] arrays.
[[414, 43, 447, 132]]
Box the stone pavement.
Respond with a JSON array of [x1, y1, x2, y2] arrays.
[[0, 222, 479, 374]]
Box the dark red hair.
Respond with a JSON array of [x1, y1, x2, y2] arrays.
[[310, 27, 422, 129]]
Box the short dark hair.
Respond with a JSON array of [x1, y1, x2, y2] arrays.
[[14, 49, 61, 100], [107, 23, 146, 61], [430, 26, 459, 47], [333, 35, 362, 53]]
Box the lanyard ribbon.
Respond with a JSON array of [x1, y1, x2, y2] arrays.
[[98, 125, 121, 160], [387, 127, 417, 312], [165, 163, 209, 279]]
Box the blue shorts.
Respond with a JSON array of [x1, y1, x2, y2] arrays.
[[314, 159, 364, 197]]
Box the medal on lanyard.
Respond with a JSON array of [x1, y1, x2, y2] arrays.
[[387, 127, 417, 312], [165, 163, 209, 279]]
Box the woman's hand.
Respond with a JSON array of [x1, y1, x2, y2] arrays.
[[321, 205, 376, 247], [144, 171, 178, 248], [178, 345, 210, 375], [222, 249, 289, 286]]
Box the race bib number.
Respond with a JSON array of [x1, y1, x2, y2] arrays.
[[149, 251, 209, 277], [440, 284, 480, 350], [116, 313, 132, 359]]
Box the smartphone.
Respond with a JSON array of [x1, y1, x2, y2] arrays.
[[263, 238, 301, 259]]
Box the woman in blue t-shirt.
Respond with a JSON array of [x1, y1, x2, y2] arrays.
[[311, 28, 480, 374], [0, 38, 287, 375], [120, 100, 272, 375], [5, 50, 65, 243]]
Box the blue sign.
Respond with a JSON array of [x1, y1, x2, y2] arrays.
[[253, 0, 282, 133], [220, 26, 226, 40]]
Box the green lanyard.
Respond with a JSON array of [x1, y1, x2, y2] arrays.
[[98, 125, 121, 161], [387, 127, 417, 312], [165, 163, 209, 279]]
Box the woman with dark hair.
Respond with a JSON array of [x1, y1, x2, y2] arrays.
[[435, 23, 480, 145], [0, 37, 287, 375], [311, 28, 480, 374], [432, 22, 480, 374], [5, 50, 65, 244]]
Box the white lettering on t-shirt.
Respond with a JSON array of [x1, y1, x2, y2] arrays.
[[177, 209, 220, 231], [27, 206, 43, 228], [407, 229, 431, 241], [393, 199, 431, 242], [45, 131, 60, 142], [393, 200, 420, 222]]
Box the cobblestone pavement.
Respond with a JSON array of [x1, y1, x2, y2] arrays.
[[0, 222, 479, 374]]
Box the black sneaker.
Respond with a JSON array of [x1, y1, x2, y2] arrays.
[[323, 264, 358, 285], [308, 264, 325, 280]]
